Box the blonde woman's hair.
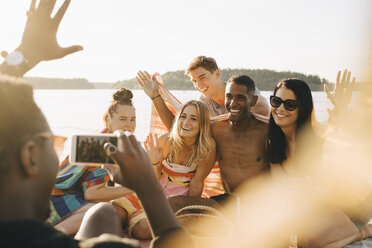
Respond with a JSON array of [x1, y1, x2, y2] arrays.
[[168, 100, 213, 166]]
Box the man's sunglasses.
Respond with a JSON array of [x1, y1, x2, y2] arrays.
[[270, 96, 299, 111], [34, 132, 67, 157]]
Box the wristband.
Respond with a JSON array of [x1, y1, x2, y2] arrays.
[[151, 94, 161, 101]]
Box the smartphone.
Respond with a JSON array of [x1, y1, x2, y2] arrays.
[[70, 134, 118, 166]]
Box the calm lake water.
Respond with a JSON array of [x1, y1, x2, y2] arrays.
[[34, 90, 332, 143]]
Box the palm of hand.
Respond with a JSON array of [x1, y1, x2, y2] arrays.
[[22, 16, 62, 61], [325, 69, 355, 111], [147, 146, 163, 164], [19, 0, 82, 63]]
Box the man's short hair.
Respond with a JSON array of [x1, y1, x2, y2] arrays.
[[185, 56, 219, 75], [228, 74, 256, 93], [0, 74, 48, 181]]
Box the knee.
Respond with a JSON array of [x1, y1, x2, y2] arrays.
[[168, 195, 187, 212], [86, 202, 119, 224], [131, 219, 152, 240]]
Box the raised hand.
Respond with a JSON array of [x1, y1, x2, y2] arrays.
[[103, 131, 159, 192], [324, 69, 356, 112], [136, 70, 160, 99], [144, 133, 163, 165], [1, 0, 83, 77]]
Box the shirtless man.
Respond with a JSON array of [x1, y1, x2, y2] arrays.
[[136, 55, 269, 131], [138, 71, 268, 209], [211, 74, 268, 193]]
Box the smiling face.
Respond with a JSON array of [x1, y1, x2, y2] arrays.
[[189, 67, 221, 98], [225, 82, 257, 122], [178, 104, 200, 139], [271, 87, 299, 130], [108, 104, 136, 133]]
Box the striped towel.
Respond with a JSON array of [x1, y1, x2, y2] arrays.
[[49, 155, 110, 224]]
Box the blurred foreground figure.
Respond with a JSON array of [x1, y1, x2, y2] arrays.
[[199, 70, 372, 248], [0, 0, 83, 77], [0, 1, 191, 247], [0, 75, 191, 247]]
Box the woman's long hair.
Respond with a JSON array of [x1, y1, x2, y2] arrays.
[[168, 100, 213, 166], [266, 79, 315, 164]]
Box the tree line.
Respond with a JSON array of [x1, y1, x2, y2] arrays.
[[114, 68, 329, 91]]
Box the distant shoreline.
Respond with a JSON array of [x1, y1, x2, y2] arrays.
[[26, 68, 368, 91]]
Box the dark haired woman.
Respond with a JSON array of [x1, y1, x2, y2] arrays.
[[266, 72, 372, 247], [267, 78, 319, 175]]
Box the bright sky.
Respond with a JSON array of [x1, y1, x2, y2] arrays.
[[0, 0, 371, 83]]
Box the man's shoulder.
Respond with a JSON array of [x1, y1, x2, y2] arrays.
[[211, 119, 229, 129]]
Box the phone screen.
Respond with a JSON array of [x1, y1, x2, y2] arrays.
[[75, 135, 117, 164]]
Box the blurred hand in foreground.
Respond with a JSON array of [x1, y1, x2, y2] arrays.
[[324, 69, 356, 113], [21, 0, 83, 63], [1, 0, 83, 77]]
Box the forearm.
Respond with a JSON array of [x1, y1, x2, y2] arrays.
[[84, 184, 133, 202], [0, 46, 39, 77], [136, 180, 181, 237], [189, 179, 204, 197], [251, 94, 270, 117], [323, 233, 361, 248], [153, 164, 162, 180], [152, 96, 175, 131]]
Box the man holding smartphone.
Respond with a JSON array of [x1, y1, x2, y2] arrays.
[[0, 1, 191, 247]]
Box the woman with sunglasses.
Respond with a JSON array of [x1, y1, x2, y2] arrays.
[[266, 78, 318, 174], [265, 74, 372, 247]]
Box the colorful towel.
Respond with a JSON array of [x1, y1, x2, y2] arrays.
[[49, 157, 110, 224]]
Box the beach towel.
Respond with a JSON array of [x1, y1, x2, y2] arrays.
[[49, 157, 110, 224]]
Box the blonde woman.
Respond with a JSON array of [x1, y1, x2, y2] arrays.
[[146, 100, 217, 197]]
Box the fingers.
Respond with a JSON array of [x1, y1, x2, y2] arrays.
[[29, 0, 36, 12], [340, 69, 347, 89], [144, 71, 152, 79], [61, 45, 84, 57], [324, 84, 331, 100], [136, 75, 145, 88], [137, 70, 150, 82], [148, 134, 155, 148], [39, 0, 56, 17], [334, 70, 341, 91], [114, 130, 132, 153], [54, 0, 71, 24], [1, 51, 8, 59]]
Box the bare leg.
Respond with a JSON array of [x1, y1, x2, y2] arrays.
[[112, 204, 128, 226], [54, 203, 95, 235], [113, 203, 151, 239], [75, 202, 122, 240], [300, 209, 359, 248], [131, 219, 152, 240]]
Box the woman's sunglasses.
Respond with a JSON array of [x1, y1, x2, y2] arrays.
[[270, 96, 299, 111]]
